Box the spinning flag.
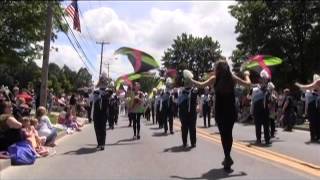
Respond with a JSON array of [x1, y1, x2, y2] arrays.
[[115, 72, 154, 90], [114, 47, 160, 73], [241, 55, 282, 78], [166, 68, 177, 78]]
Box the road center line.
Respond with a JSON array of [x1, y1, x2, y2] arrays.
[[172, 121, 320, 177]]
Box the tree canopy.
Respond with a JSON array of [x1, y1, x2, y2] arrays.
[[229, 0, 320, 88], [162, 33, 223, 86], [0, 1, 67, 64], [0, 1, 92, 94]]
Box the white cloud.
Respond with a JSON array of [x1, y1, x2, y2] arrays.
[[54, 1, 238, 81], [82, 7, 134, 44], [35, 44, 89, 72]]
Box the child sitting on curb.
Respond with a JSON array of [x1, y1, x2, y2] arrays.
[[21, 117, 48, 157]]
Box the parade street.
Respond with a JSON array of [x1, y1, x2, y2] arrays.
[[1, 115, 319, 180]]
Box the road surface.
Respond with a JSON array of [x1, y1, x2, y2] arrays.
[[1, 115, 319, 179]]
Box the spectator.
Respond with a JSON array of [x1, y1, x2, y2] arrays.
[[0, 101, 22, 151], [21, 117, 48, 157], [69, 94, 77, 116], [64, 106, 82, 132], [36, 106, 58, 147], [281, 88, 296, 131]]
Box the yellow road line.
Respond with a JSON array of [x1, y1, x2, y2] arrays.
[[172, 122, 320, 177]]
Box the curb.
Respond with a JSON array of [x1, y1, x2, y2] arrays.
[[294, 126, 309, 131], [0, 159, 10, 172], [0, 130, 67, 172]]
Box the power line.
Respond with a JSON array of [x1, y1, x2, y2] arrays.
[[53, 12, 95, 77], [57, 6, 97, 75]]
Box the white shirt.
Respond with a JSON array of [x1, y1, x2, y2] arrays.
[[38, 115, 54, 137]]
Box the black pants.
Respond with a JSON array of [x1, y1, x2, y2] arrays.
[[128, 113, 133, 126], [156, 109, 161, 125], [114, 112, 118, 125], [158, 110, 164, 128], [309, 114, 318, 140], [217, 120, 234, 159], [270, 118, 276, 137], [145, 108, 151, 121], [94, 118, 107, 146], [203, 105, 211, 127], [132, 113, 141, 136], [86, 104, 92, 123], [108, 113, 114, 129], [254, 114, 270, 143], [151, 107, 155, 124], [164, 111, 174, 133], [283, 113, 295, 131], [180, 114, 197, 146]]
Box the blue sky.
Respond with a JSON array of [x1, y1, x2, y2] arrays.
[[47, 1, 237, 82]]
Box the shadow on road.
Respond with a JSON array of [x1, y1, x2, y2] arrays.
[[116, 125, 131, 129], [163, 146, 192, 153], [144, 123, 154, 126], [63, 147, 97, 155], [239, 140, 274, 148], [210, 132, 220, 135], [305, 141, 320, 145], [150, 127, 161, 130], [152, 132, 169, 137], [171, 168, 247, 179], [106, 138, 139, 146]]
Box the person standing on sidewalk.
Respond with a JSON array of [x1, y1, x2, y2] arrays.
[[281, 88, 295, 132]]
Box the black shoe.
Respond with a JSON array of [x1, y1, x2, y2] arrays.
[[183, 144, 187, 148], [256, 140, 261, 144], [137, 135, 140, 139], [265, 141, 272, 145], [164, 131, 167, 134], [97, 146, 104, 151], [191, 144, 196, 148], [170, 131, 174, 134], [222, 157, 234, 170], [271, 135, 275, 138]]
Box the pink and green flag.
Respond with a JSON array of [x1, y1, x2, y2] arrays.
[[114, 47, 160, 73]]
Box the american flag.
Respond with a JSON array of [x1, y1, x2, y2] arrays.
[[65, 0, 81, 32]]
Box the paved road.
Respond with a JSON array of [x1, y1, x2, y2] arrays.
[[196, 119, 320, 166], [1, 115, 319, 180]]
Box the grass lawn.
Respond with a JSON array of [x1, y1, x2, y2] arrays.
[[48, 114, 58, 124]]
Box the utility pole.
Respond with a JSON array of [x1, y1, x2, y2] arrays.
[[40, 1, 53, 107], [96, 41, 110, 75], [107, 63, 110, 78]]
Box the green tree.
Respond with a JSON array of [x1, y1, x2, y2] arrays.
[[0, 1, 67, 64], [75, 67, 93, 89], [162, 33, 223, 86], [229, 0, 320, 87]]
